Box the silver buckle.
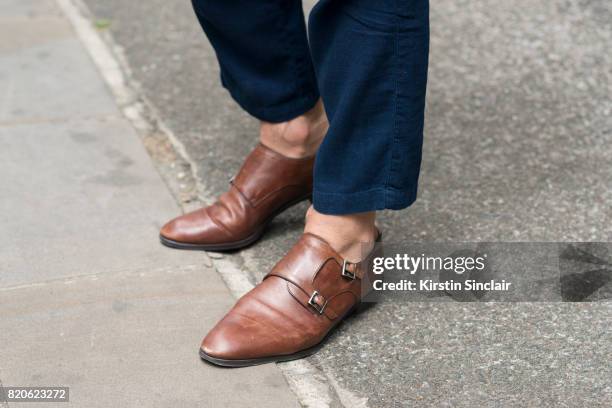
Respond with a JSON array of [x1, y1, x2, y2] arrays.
[[341, 259, 356, 280], [308, 290, 326, 314]]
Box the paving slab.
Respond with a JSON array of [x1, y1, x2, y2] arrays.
[[0, 1, 300, 406], [81, 0, 612, 406], [0, 14, 117, 122], [0, 118, 195, 287], [0, 264, 298, 408], [0, 0, 60, 18]]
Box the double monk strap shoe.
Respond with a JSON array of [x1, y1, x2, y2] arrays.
[[199, 231, 382, 367], [160, 143, 313, 251]]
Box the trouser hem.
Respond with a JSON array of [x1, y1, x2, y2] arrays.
[[225, 83, 320, 123], [312, 186, 418, 215]]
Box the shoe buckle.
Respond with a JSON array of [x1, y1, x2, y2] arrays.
[[341, 259, 356, 280], [308, 290, 326, 314]]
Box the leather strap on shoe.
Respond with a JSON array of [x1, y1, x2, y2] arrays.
[[263, 233, 376, 320], [268, 263, 356, 320]]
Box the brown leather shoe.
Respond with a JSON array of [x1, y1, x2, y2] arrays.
[[199, 232, 382, 367], [160, 143, 313, 251]]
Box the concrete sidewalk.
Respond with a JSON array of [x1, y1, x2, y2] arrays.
[[0, 1, 299, 407]]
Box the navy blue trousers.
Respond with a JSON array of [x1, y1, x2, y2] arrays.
[[192, 0, 429, 215]]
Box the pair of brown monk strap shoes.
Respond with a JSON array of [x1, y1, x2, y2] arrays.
[[160, 143, 380, 367]]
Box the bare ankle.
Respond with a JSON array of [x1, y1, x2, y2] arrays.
[[304, 206, 377, 262], [260, 99, 328, 158]]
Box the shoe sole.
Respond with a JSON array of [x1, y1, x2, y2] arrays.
[[159, 194, 311, 252], [198, 304, 371, 368], [199, 342, 323, 368]]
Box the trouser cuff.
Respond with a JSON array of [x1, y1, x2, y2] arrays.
[[224, 82, 320, 123], [312, 186, 418, 215]]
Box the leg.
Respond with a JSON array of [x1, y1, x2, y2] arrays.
[[200, 0, 430, 366], [306, 0, 430, 261], [309, 0, 430, 215], [161, 0, 327, 250]]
